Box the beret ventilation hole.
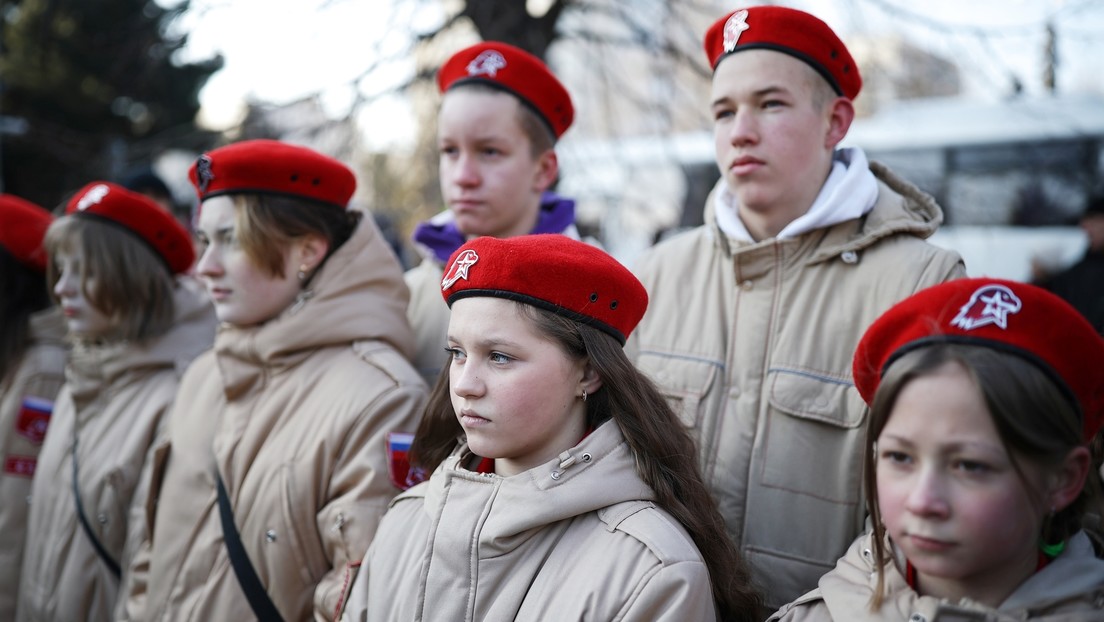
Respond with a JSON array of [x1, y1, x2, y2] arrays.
[[156, 231, 165, 239], [312, 178, 321, 186], [290, 174, 299, 182], [589, 293, 599, 303], [610, 301, 619, 310], [830, 50, 838, 59]]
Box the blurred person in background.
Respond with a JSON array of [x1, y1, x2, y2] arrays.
[[405, 41, 582, 386], [628, 6, 965, 613], [1038, 195, 1104, 333], [0, 195, 68, 621], [122, 140, 427, 621], [17, 182, 214, 622]]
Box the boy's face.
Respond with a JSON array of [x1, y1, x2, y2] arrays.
[[710, 49, 841, 223], [438, 89, 554, 239]]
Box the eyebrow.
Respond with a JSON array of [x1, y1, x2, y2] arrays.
[[711, 85, 789, 108], [447, 335, 526, 351], [878, 434, 1004, 455]]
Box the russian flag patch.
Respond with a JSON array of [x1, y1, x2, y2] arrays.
[[15, 396, 53, 444], [386, 432, 425, 490], [4, 455, 37, 478]]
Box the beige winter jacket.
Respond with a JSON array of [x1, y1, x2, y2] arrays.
[[0, 308, 67, 620], [124, 215, 427, 622], [15, 281, 215, 622], [628, 162, 966, 611], [340, 420, 719, 621], [769, 530, 1104, 621]]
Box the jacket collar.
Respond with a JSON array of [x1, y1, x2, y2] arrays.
[[214, 213, 414, 399]]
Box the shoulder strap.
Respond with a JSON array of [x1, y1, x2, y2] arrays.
[[215, 470, 286, 622], [71, 433, 121, 579]]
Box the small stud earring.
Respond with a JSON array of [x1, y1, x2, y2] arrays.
[[581, 389, 588, 402], [297, 265, 308, 282]]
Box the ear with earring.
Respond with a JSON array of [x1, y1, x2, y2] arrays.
[[581, 389, 588, 402], [297, 265, 308, 283]]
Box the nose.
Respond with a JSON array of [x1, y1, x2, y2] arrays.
[[450, 360, 485, 400], [904, 467, 951, 519], [194, 243, 223, 281], [451, 152, 480, 189], [54, 265, 77, 299], [727, 107, 759, 147]]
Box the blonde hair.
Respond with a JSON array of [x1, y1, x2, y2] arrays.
[[230, 194, 360, 279]]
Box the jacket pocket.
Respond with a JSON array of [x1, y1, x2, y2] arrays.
[[762, 370, 867, 504], [633, 352, 724, 430]]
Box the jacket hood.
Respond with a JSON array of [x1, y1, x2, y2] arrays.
[[815, 530, 1104, 621], [214, 213, 414, 398], [418, 420, 655, 555], [66, 277, 216, 404], [704, 157, 945, 263]]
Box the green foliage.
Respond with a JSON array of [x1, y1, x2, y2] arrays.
[[0, 0, 222, 207]]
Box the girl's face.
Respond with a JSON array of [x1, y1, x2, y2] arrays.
[[437, 89, 556, 239], [876, 361, 1049, 604], [194, 196, 302, 327], [53, 247, 115, 339], [447, 297, 589, 477]]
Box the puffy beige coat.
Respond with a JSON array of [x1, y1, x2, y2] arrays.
[[341, 420, 719, 622], [628, 162, 966, 610], [124, 216, 428, 622], [770, 530, 1104, 621], [16, 281, 215, 622], [0, 308, 67, 620]]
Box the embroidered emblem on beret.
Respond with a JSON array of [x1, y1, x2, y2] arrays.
[[951, 284, 1022, 331], [195, 155, 215, 193], [723, 10, 750, 52], [76, 184, 110, 211], [466, 50, 507, 78], [442, 249, 479, 290]]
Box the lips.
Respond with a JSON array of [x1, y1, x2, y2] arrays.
[[208, 287, 232, 301], [459, 410, 490, 426], [729, 155, 764, 176], [62, 307, 79, 318], [905, 533, 954, 552]]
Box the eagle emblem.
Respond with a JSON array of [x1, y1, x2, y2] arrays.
[[950, 284, 1023, 331]]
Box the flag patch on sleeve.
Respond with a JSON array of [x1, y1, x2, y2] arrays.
[[15, 396, 53, 444]]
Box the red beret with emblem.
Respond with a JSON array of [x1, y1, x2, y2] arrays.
[[66, 182, 194, 275], [704, 6, 862, 100], [854, 278, 1104, 442], [440, 235, 647, 344], [188, 139, 356, 209], [0, 194, 54, 272], [437, 41, 575, 140]]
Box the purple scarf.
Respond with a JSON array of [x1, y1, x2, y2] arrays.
[[412, 192, 577, 263]]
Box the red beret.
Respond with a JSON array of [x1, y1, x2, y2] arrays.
[[0, 194, 54, 272], [853, 278, 1104, 442], [66, 182, 194, 275], [704, 6, 862, 100], [440, 235, 647, 344], [188, 139, 356, 209], [437, 41, 574, 140]]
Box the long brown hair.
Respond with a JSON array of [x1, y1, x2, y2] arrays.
[[863, 344, 1104, 609], [231, 194, 361, 279], [411, 302, 762, 621]]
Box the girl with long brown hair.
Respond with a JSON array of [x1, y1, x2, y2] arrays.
[[341, 234, 761, 621]]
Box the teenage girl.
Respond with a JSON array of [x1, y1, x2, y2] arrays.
[[16, 182, 214, 621], [771, 278, 1104, 620], [342, 235, 762, 622]]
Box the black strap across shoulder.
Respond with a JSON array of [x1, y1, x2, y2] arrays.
[[216, 471, 286, 622], [71, 434, 121, 579]]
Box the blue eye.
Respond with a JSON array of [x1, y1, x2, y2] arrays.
[[444, 346, 464, 361], [489, 352, 512, 364]]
